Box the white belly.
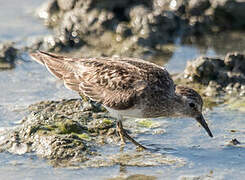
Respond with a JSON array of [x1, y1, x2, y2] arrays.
[[105, 106, 144, 119]]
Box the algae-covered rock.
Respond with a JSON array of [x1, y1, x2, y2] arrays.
[[0, 42, 18, 69], [0, 99, 117, 166], [0, 99, 186, 168]]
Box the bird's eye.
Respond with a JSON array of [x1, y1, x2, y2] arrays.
[[189, 102, 195, 108]]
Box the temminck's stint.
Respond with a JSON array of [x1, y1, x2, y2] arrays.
[[30, 51, 213, 149]]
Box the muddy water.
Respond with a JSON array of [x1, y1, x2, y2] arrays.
[[1, 1, 245, 179]]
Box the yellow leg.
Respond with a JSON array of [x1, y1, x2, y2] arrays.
[[116, 120, 147, 150]]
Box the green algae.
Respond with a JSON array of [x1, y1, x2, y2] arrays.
[[136, 119, 161, 128], [102, 118, 113, 125], [73, 133, 92, 141], [225, 98, 245, 112], [55, 119, 86, 134], [0, 99, 119, 167]]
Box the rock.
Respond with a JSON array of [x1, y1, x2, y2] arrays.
[[34, 0, 179, 57], [25, 35, 64, 52], [116, 22, 132, 38], [129, 5, 178, 48], [58, 8, 115, 43], [34, 0, 245, 55], [36, 0, 59, 25], [181, 0, 245, 37], [188, 0, 210, 16], [153, 0, 187, 13], [57, 0, 77, 11], [224, 52, 245, 74], [183, 56, 226, 85], [174, 52, 245, 99], [212, 0, 245, 28], [0, 98, 186, 168], [0, 99, 116, 166], [0, 42, 18, 69]]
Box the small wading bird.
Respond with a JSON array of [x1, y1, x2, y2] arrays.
[[30, 51, 213, 149]]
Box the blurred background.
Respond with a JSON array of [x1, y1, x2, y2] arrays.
[[0, 0, 245, 179]]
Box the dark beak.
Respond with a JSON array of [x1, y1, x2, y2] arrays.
[[195, 114, 213, 137]]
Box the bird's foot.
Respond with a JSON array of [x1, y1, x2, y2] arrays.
[[116, 121, 147, 150]]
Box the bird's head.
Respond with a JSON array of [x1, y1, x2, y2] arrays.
[[175, 85, 213, 138]]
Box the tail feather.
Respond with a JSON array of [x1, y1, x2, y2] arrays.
[[29, 51, 81, 92], [30, 50, 66, 64], [46, 66, 63, 79], [30, 51, 45, 65], [30, 51, 74, 79]]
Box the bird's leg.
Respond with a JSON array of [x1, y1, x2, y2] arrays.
[[116, 119, 147, 150], [116, 120, 126, 145], [79, 93, 89, 102]]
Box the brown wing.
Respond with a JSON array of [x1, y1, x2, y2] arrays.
[[30, 51, 82, 92], [30, 51, 175, 110]]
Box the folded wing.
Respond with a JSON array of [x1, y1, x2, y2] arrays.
[[30, 51, 175, 110]]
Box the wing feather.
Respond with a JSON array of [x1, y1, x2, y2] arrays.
[[30, 51, 175, 110]]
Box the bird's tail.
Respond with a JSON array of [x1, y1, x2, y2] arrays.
[[30, 51, 62, 65], [29, 51, 81, 92], [29, 51, 71, 79]]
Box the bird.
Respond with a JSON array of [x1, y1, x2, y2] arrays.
[[30, 51, 213, 149]]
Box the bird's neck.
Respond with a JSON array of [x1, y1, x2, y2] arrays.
[[166, 94, 187, 117], [142, 94, 186, 118]]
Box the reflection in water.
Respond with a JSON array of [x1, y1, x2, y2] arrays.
[[119, 163, 127, 176], [118, 145, 127, 176], [181, 31, 245, 56]]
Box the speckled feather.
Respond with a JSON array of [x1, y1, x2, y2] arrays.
[[30, 51, 175, 112], [30, 51, 214, 142], [175, 85, 203, 106]]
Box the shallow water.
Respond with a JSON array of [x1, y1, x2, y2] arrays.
[[1, 1, 245, 180]]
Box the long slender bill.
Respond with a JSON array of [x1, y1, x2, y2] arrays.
[[195, 114, 213, 137]]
